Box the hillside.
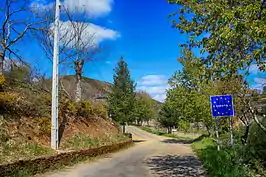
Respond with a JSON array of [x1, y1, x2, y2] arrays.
[[46, 75, 161, 104], [0, 73, 127, 165], [41, 75, 112, 101]]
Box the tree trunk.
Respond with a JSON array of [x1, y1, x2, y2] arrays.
[[0, 51, 4, 74], [241, 125, 250, 145], [249, 105, 266, 132], [205, 124, 211, 136], [75, 73, 82, 102], [122, 122, 126, 134], [74, 60, 84, 102], [167, 127, 172, 134], [137, 119, 141, 126]]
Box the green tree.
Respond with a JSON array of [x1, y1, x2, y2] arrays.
[[107, 57, 136, 133], [169, 0, 266, 77], [134, 91, 156, 126], [263, 86, 266, 94], [159, 90, 182, 133], [165, 48, 214, 133]]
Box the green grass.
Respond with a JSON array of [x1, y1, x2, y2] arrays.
[[138, 126, 194, 141], [192, 137, 250, 177], [0, 139, 54, 164], [61, 133, 129, 150], [3, 134, 132, 177]]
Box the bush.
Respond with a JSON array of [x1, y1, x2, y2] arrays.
[[65, 101, 78, 115], [192, 137, 249, 177], [0, 74, 5, 87], [76, 100, 93, 117], [37, 117, 51, 136], [123, 133, 132, 139], [0, 92, 18, 115], [248, 118, 266, 161], [63, 100, 108, 119], [93, 102, 108, 118]]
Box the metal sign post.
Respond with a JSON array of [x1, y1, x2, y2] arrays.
[[214, 119, 220, 151], [210, 95, 235, 150]]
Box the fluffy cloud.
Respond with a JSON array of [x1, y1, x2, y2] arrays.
[[153, 94, 167, 102], [249, 64, 260, 74], [137, 75, 169, 102], [254, 77, 266, 85], [31, 0, 113, 18], [138, 75, 167, 85], [137, 85, 169, 95], [51, 20, 119, 47], [64, 0, 113, 18]]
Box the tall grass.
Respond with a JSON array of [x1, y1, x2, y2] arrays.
[[192, 137, 250, 177]]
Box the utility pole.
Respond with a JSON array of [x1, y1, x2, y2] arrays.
[[51, 0, 60, 150]]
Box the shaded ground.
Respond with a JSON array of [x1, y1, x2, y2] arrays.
[[40, 126, 205, 177], [147, 155, 205, 177]]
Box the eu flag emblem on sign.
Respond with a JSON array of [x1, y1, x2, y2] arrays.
[[210, 95, 234, 117]]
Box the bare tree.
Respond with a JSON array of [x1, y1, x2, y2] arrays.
[[35, 5, 101, 102], [65, 8, 100, 102], [0, 0, 38, 74]]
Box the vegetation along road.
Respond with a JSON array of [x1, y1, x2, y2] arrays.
[[40, 126, 205, 177]]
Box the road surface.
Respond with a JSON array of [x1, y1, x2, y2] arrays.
[[40, 126, 205, 177]]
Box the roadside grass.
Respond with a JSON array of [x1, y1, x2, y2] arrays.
[[0, 134, 129, 164], [11, 154, 95, 177], [61, 133, 129, 150], [10, 142, 133, 177], [192, 137, 250, 177], [2, 135, 132, 177], [0, 138, 54, 164], [138, 126, 194, 141]]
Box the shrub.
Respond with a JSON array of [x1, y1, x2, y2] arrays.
[[76, 100, 93, 117], [0, 74, 5, 87], [37, 117, 51, 136], [65, 101, 77, 115], [0, 92, 17, 115], [93, 102, 108, 118], [192, 138, 249, 177]]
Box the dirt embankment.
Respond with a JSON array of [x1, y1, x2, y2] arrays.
[[2, 115, 120, 147]]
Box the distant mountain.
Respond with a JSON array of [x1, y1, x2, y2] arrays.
[[44, 75, 161, 104], [59, 75, 112, 101]]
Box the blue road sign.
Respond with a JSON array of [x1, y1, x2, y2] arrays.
[[210, 95, 234, 117]]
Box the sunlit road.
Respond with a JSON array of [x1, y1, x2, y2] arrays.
[[40, 126, 205, 177]]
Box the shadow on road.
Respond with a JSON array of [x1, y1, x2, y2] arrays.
[[161, 139, 193, 144], [146, 155, 205, 177], [133, 140, 146, 143]]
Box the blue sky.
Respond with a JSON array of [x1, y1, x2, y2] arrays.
[[5, 0, 265, 101], [15, 0, 186, 102]]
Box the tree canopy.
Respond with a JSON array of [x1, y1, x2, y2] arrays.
[[107, 58, 136, 129], [169, 0, 266, 77]]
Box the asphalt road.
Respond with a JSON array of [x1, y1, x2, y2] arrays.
[[41, 126, 205, 177]]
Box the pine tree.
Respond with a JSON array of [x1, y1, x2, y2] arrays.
[[107, 57, 136, 133]]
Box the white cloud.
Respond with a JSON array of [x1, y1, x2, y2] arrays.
[[254, 77, 266, 85], [30, 0, 53, 12], [249, 64, 260, 74], [137, 85, 169, 95], [138, 75, 167, 85], [31, 0, 113, 18], [64, 0, 113, 18], [51, 20, 119, 47], [137, 75, 170, 102], [153, 94, 167, 102]]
